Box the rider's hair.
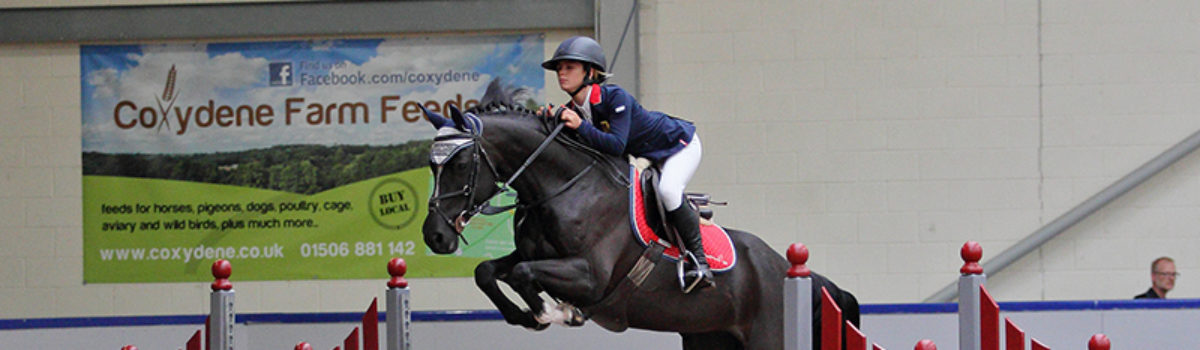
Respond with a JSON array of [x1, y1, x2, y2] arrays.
[[588, 65, 612, 84]]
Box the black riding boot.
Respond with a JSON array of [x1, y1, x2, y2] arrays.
[[667, 203, 714, 293]]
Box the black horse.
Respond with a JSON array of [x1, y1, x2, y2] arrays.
[[420, 83, 858, 349]]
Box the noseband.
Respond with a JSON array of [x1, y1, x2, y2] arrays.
[[428, 109, 595, 245]]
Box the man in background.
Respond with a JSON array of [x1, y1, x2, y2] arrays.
[[1135, 257, 1177, 299]]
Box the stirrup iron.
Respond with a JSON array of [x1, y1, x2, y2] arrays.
[[676, 251, 712, 293]]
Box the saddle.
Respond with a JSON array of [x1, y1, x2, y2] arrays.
[[629, 166, 736, 272]]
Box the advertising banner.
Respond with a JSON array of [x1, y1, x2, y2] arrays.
[[81, 35, 544, 283]]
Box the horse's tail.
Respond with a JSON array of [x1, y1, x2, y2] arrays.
[[842, 288, 861, 328]]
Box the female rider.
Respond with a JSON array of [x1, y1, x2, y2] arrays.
[[540, 36, 711, 293]]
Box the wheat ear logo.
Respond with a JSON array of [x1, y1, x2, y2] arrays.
[[154, 64, 180, 133]]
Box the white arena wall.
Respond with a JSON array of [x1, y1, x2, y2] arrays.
[[3, 0, 1200, 338]]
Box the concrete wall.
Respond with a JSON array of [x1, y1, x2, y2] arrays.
[[4, 0, 1200, 322], [639, 0, 1200, 303]]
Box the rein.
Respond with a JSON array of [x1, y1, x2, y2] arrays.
[[478, 120, 582, 214]]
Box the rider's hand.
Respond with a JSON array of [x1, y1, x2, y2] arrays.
[[539, 103, 559, 118], [560, 108, 582, 129]]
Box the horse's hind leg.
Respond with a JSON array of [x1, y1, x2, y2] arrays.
[[475, 252, 545, 329], [681, 332, 742, 350]]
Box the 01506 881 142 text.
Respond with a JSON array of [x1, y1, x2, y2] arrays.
[[298, 241, 418, 258]]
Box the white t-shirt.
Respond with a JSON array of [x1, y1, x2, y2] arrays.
[[573, 85, 593, 122]]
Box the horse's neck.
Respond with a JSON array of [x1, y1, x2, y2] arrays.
[[483, 116, 637, 262], [480, 117, 605, 201]]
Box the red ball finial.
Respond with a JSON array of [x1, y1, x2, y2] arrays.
[[914, 339, 937, 350], [786, 243, 811, 278], [1088, 334, 1110, 350], [294, 342, 312, 350], [121, 346, 138, 350], [960, 241, 983, 275], [387, 258, 408, 288], [211, 259, 232, 291]]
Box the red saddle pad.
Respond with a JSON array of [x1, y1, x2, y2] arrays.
[[629, 167, 736, 272]]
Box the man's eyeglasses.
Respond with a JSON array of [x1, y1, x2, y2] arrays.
[[1154, 271, 1180, 277]]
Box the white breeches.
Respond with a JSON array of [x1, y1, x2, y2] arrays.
[[659, 135, 702, 210]]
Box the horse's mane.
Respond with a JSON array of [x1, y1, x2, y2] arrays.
[[465, 79, 559, 136], [465, 78, 538, 117]]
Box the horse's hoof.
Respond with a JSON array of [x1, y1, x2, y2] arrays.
[[565, 313, 587, 327], [559, 303, 588, 327]]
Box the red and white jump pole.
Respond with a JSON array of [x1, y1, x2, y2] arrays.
[[968, 241, 1069, 350], [124, 257, 411, 350], [211, 259, 235, 350], [786, 241, 1112, 350], [784, 243, 906, 350], [121, 259, 235, 350], [784, 243, 813, 350], [1088, 334, 1110, 350], [960, 241, 1116, 350], [385, 258, 412, 350], [914, 339, 937, 350], [293, 257, 410, 350], [958, 241, 986, 350]]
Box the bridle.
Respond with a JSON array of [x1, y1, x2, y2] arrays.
[[428, 109, 597, 245]]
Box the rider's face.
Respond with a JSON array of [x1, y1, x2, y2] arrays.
[[556, 61, 586, 94]]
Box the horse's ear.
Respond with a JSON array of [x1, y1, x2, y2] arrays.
[[446, 104, 483, 134], [418, 104, 450, 129], [448, 104, 467, 131]]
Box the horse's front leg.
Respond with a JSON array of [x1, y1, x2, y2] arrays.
[[475, 252, 546, 329], [509, 257, 601, 327]]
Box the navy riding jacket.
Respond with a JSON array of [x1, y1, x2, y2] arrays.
[[570, 84, 696, 163]]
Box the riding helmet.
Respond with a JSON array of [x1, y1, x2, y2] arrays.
[[542, 36, 606, 72]]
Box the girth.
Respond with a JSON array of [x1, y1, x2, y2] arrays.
[[583, 241, 666, 332]]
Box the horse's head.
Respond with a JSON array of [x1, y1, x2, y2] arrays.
[[420, 104, 503, 254]]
